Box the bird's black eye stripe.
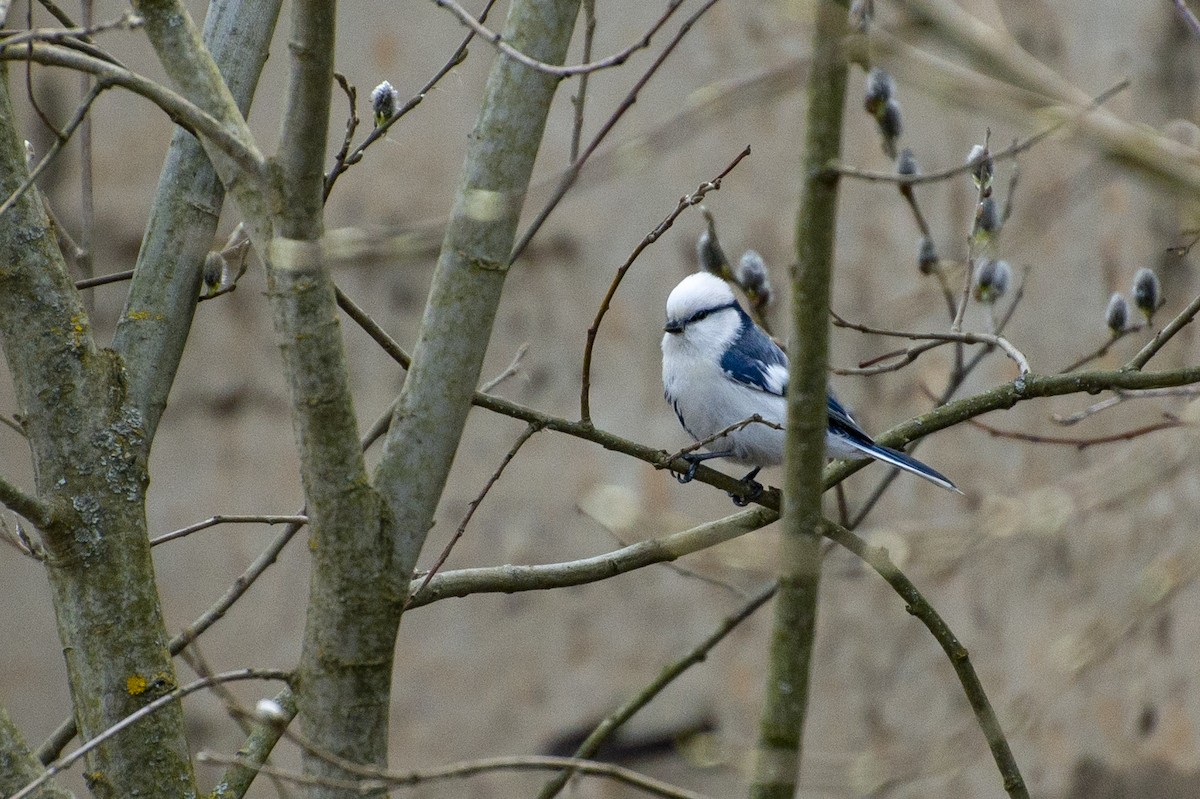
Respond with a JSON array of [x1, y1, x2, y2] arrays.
[[683, 301, 737, 326]]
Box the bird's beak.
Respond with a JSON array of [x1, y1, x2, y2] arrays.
[[664, 319, 683, 334]]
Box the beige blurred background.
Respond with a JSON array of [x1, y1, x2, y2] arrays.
[[3, 0, 1200, 796]]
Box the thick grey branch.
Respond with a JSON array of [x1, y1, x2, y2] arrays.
[[372, 0, 582, 587], [111, 0, 282, 440]]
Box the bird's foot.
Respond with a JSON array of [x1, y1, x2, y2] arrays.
[[673, 454, 704, 484], [729, 468, 763, 506]]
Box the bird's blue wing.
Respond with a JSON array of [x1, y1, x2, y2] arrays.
[[719, 311, 789, 396], [826, 391, 874, 447]]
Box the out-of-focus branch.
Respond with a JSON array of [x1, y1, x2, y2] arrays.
[[822, 519, 1028, 798], [431, 0, 682, 77], [750, 3, 848, 797], [0, 705, 71, 799], [537, 582, 777, 799]]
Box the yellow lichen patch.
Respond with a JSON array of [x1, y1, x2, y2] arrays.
[[126, 673, 148, 695]]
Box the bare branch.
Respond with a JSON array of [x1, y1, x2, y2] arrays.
[[149, 514, 309, 547], [407, 507, 776, 608], [13, 670, 291, 799], [580, 145, 751, 423], [198, 750, 711, 799], [431, 0, 683, 77]]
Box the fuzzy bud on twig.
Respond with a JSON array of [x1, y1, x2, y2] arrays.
[[1106, 292, 1130, 334], [973, 259, 1011, 303], [370, 80, 397, 127], [696, 207, 731, 279], [974, 196, 999, 237], [917, 235, 938, 274], [200, 251, 226, 298], [863, 68, 894, 114], [966, 144, 993, 192], [255, 698, 290, 726], [877, 99, 903, 159], [1132, 268, 1163, 321], [737, 250, 772, 305], [848, 0, 874, 32]]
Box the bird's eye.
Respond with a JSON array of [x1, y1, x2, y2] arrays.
[[693, 309, 710, 322]]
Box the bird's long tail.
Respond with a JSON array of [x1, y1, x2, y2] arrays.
[[852, 440, 961, 494]]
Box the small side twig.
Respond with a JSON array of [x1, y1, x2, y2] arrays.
[[430, 0, 683, 78], [580, 145, 751, 424], [964, 414, 1181, 449], [404, 422, 541, 610], [535, 582, 777, 799]]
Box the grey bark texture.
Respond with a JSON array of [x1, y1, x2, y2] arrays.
[[0, 63, 195, 799], [750, 1, 850, 797], [373, 0, 583, 582]]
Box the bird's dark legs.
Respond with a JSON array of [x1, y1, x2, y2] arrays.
[[673, 450, 734, 484], [731, 467, 763, 507]]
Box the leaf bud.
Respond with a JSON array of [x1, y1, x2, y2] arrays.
[[370, 80, 397, 126], [917, 235, 938, 274], [1105, 292, 1129, 334], [896, 147, 919, 176], [1132, 268, 1163, 321], [973, 259, 1011, 303]]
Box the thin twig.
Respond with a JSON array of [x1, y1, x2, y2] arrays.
[[827, 78, 1131, 186], [149, 514, 310, 547], [1126, 290, 1200, 369], [479, 343, 529, 393], [14, 670, 292, 799], [1059, 328, 1137, 373], [821, 520, 1029, 799], [580, 145, 751, 423], [198, 750, 711, 799], [536, 582, 777, 799], [568, 0, 596, 163], [831, 311, 1031, 375], [0, 79, 106, 220], [404, 423, 541, 610], [964, 414, 1181, 449], [322, 0, 499, 199], [1051, 385, 1200, 425], [431, 0, 683, 77], [73, 268, 132, 289], [662, 414, 781, 462], [508, 0, 725, 264]]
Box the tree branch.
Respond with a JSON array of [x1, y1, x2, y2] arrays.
[[407, 507, 777, 608], [821, 520, 1029, 798], [110, 0, 281, 440], [0, 704, 71, 799], [371, 0, 581, 593], [749, 2, 848, 797]]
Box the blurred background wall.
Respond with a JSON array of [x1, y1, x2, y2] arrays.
[[3, 0, 1200, 796]]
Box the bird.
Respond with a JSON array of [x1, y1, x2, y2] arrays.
[[661, 272, 959, 503]]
